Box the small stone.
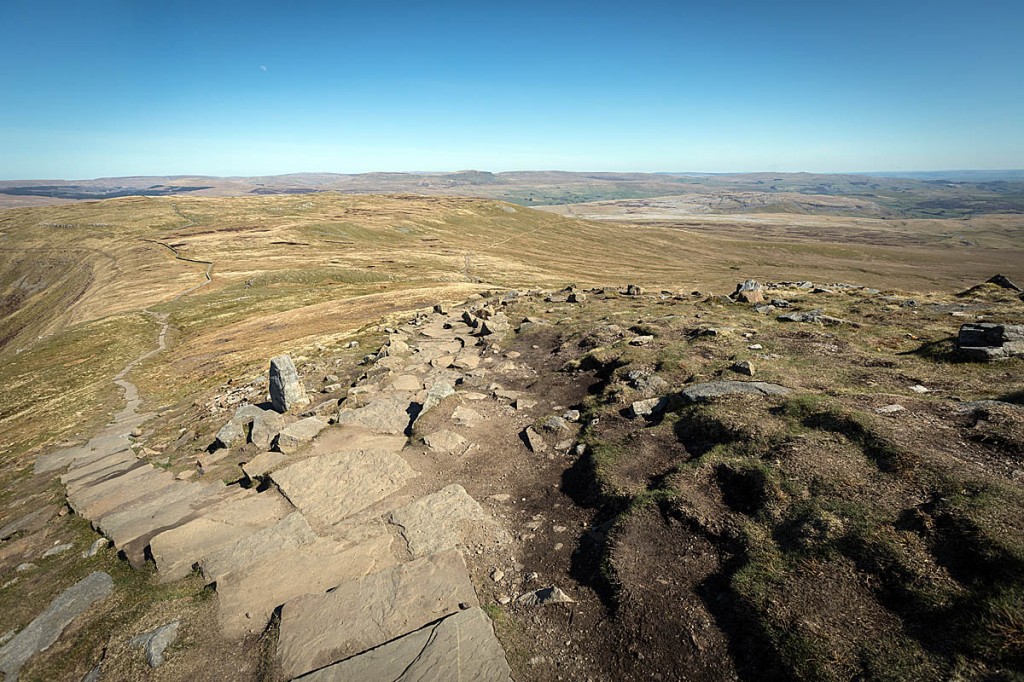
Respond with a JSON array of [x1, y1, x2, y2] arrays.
[[876, 404, 905, 414], [631, 397, 668, 419], [731, 361, 755, 376], [84, 538, 109, 558], [175, 469, 195, 480], [491, 569, 505, 582], [562, 409, 581, 422], [346, 340, 360, 348], [15, 563, 36, 573], [42, 543, 73, 558], [909, 385, 930, 394], [629, 335, 654, 346], [748, 344, 763, 350], [130, 620, 180, 668], [497, 596, 511, 605]]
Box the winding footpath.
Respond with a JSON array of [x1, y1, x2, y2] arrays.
[[34, 277, 515, 678]]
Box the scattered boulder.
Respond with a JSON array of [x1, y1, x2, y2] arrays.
[[777, 309, 848, 326], [270, 354, 309, 413], [250, 410, 287, 450], [567, 292, 587, 303], [732, 279, 765, 304], [957, 323, 1024, 361], [420, 381, 456, 417], [624, 284, 645, 296], [679, 381, 791, 403], [629, 335, 654, 346], [517, 586, 575, 606], [523, 427, 547, 453], [0, 572, 113, 681], [130, 620, 180, 668], [631, 397, 668, 419], [83, 538, 109, 558], [628, 370, 670, 396], [731, 360, 755, 376]]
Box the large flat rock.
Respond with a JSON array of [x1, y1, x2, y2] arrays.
[[149, 490, 293, 581], [217, 533, 397, 639], [296, 607, 512, 682], [0, 572, 113, 681], [199, 511, 317, 584], [96, 482, 236, 567], [69, 468, 179, 520], [278, 550, 479, 679], [388, 484, 487, 558], [335, 395, 415, 435], [271, 449, 417, 528]]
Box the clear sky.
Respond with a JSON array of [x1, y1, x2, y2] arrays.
[[1, 0, 1022, 179]]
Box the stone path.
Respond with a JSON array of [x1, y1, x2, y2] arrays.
[[35, 298, 515, 679]]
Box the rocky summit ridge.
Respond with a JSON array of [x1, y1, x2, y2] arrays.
[[4, 275, 1024, 681]]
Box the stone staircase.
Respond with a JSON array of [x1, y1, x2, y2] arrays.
[[37, 302, 516, 680]]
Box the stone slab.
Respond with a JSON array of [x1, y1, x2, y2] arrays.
[[277, 550, 479, 679], [217, 533, 397, 639], [0, 572, 113, 681], [271, 449, 417, 528], [335, 395, 415, 435], [679, 381, 792, 403], [199, 511, 317, 584], [149, 490, 293, 581], [388, 484, 487, 558], [296, 607, 511, 682]]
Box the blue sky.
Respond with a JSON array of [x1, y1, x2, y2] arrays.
[[1, 0, 1022, 178]]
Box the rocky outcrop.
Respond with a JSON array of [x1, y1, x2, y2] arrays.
[[958, 323, 1024, 361]]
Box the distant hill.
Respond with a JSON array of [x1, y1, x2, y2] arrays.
[[2, 170, 1023, 218]]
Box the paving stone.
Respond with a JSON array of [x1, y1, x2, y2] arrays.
[[149, 490, 293, 581], [297, 607, 511, 682], [241, 451, 288, 480], [278, 550, 479, 679], [271, 449, 417, 528], [275, 417, 329, 453], [96, 482, 236, 567], [388, 484, 487, 557], [422, 430, 471, 456], [217, 533, 396, 639], [199, 511, 317, 584], [335, 395, 415, 435], [0, 572, 113, 681]]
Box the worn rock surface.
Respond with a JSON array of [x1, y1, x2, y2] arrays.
[[297, 607, 512, 682], [271, 449, 417, 527], [388, 484, 488, 557], [0, 572, 113, 681], [277, 550, 479, 679], [679, 381, 791, 403]]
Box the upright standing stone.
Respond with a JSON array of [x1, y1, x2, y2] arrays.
[[270, 354, 308, 413]]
